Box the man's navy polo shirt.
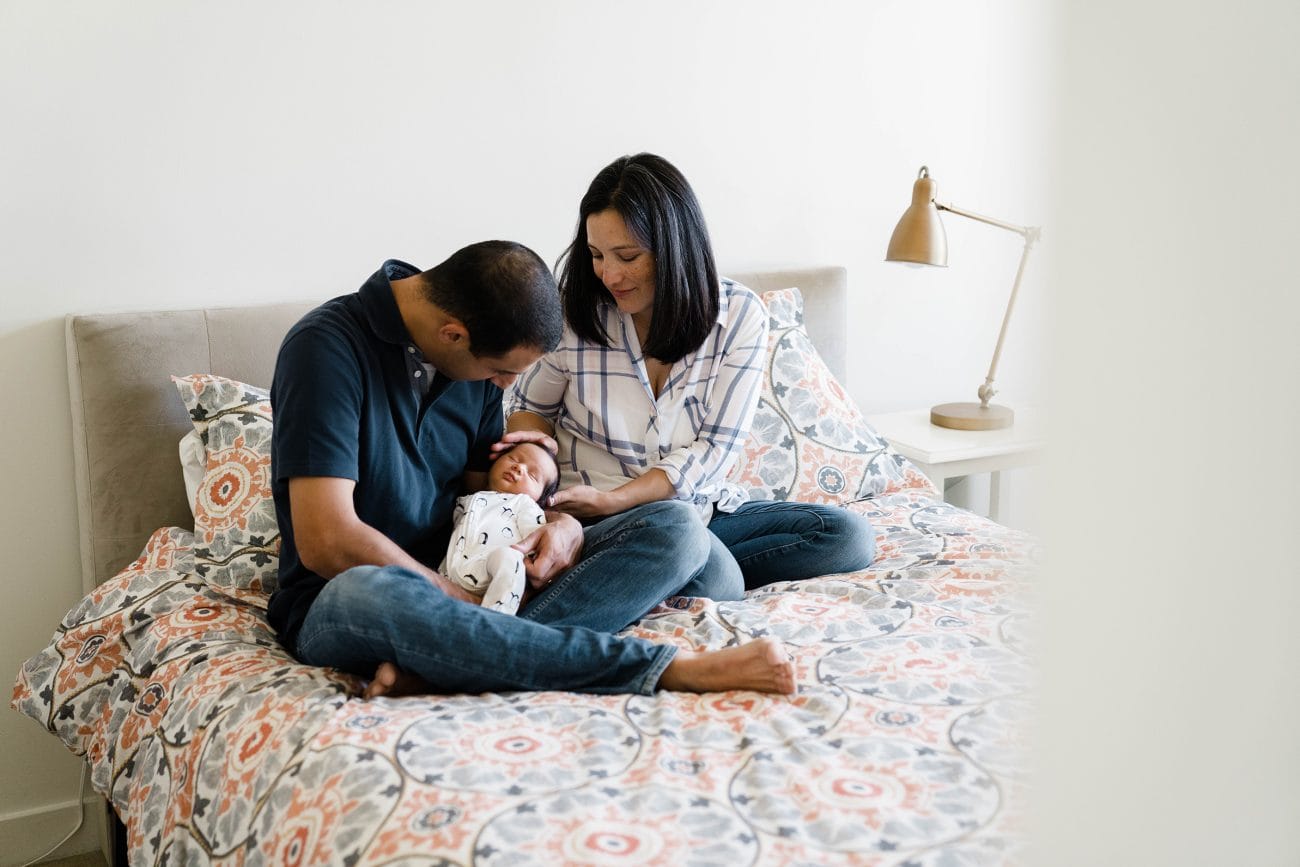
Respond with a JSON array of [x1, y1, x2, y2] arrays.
[[266, 260, 504, 651]]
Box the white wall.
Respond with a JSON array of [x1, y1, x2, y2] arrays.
[[0, 1, 1049, 860], [1037, 2, 1300, 864]]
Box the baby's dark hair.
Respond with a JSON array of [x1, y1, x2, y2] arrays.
[[538, 449, 561, 504]]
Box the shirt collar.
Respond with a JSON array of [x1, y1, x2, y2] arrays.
[[359, 258, 422, 346], [716, 277, 734, 329]]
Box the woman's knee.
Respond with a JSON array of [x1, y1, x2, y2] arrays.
[[629, 499, 712, 569], [635, 498, 701, 527], [678, 532, 744, 601], [824, 508, 875, 570]]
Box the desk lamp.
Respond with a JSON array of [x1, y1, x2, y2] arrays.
[[886, 165, 1040, 430]]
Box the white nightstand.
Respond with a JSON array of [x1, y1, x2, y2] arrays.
[[867, 408, 1044, 524]]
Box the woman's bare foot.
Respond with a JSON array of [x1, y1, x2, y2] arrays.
[[363, 661, 430, 699], [657, 638, 796, 695]]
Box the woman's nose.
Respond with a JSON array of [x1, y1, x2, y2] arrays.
[[600, 261, 621, 288]]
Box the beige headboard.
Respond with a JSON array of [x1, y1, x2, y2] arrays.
[[65, 266, 847, 591]]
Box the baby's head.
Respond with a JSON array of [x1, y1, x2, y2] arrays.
[[487, 442, 560, 504]]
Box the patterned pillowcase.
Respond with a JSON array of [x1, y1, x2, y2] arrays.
[[10, 527, 197, 758], [727, 288, 937, 504], [172, 375, 279, 602]]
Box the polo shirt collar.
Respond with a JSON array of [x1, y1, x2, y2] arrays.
[[359, 259, 422, 346]]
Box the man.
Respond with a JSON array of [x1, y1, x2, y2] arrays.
[[267, 241, 795, 697]]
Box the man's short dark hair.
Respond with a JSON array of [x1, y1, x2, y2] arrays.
[[422, 241, 563, 357]]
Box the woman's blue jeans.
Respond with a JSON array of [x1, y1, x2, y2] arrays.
[[681, 500, 876, 601], [295, 500, 708, 696]]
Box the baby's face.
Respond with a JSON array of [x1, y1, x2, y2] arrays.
[[488, 442, 557, 502]]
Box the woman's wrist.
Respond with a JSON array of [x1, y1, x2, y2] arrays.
[[608, 470, 676, 514], [599, 487, 626, 516]]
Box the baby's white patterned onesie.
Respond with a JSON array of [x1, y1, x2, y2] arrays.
[[439, 492, 546, 615]]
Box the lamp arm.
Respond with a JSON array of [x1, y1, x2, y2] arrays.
[[977, 231, 1038, 406], [936, 201, 1033, 237], [937, 201, 1042, 409]]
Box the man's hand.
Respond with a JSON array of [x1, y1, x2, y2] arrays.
[[427, 572, 481, 604], [490, 428, 558, 460], [512, 513, 583, 590], [546, 485, 615, 519]]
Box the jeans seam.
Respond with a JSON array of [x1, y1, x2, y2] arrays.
[[731, 507, 830, 568], [296, 618, 336, 662], [585, 512, 651, 549]]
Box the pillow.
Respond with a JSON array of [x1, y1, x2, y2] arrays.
[[726, 287, 937, 503], [172, 375, 279, 601], [9, 525, 303, 773], [179, 429, 206, 516], [9, 527, 196, 760]]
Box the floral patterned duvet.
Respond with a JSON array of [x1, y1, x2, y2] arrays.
[[12, 489, 1035, 866]]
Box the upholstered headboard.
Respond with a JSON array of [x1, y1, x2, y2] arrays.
[[65, 266, 847, 591]]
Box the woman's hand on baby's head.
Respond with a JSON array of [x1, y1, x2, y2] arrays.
[[490, 429, 558, 460]]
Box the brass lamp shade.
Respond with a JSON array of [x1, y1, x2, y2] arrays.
[[886, 167, 948, 267]]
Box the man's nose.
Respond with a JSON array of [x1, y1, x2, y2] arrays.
[[492, 372, 519, 389]]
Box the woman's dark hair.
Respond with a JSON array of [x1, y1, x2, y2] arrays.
[[423, 240, 563, 358], [556, 153, 719, 363]]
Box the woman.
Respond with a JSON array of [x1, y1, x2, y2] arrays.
[[501, 153, 874, 599]]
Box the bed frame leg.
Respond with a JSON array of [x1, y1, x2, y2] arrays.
[[101, 799, 128, 867]]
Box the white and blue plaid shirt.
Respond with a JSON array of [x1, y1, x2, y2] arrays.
[[506, 279, 768, 520]]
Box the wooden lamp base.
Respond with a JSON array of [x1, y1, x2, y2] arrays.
[[930, 402, 1014, 431]]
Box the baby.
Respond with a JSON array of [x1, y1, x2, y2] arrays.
[[438, 441, 561, 615]]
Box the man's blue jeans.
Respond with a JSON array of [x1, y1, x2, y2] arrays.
[[295, 500, 707, 695], [682, 500, 876, 600]]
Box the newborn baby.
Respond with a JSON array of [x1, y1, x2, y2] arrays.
[[438, 442, 560, 615]]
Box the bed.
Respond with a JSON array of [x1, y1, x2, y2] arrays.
[[11, 266, 1037, 866]]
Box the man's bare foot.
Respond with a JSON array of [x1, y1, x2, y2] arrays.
[[657, 638, 797, 695], [363, 662, 430, 699]]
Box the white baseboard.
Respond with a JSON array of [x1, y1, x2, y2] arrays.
[[0, 794, 105, 867]]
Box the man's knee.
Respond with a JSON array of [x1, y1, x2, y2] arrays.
[[314, 564, 381, 610], [311, 564, 432, 628], [298, 564, 441, 671]]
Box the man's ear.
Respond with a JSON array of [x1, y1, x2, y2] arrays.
[[438, 320, 469, 345]]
